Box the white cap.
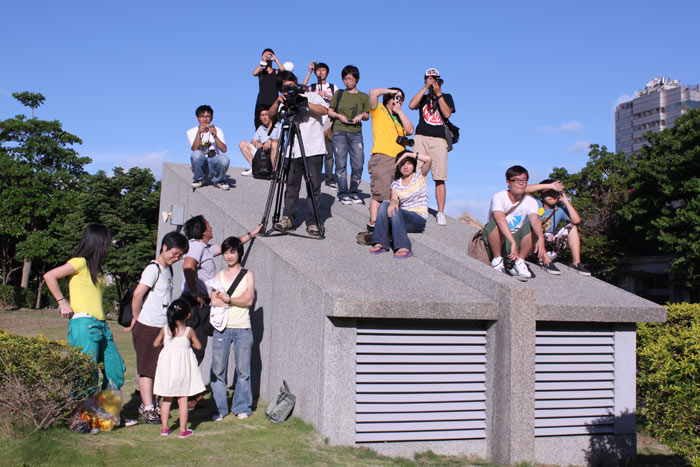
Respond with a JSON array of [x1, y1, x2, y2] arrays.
[[425, 67, 440, 77], [283, 61, 295, 72]]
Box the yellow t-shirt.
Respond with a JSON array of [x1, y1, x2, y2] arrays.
[[67, 257, 106, 320], [370, 103, 406, 158], [217, 271, 251, 329]]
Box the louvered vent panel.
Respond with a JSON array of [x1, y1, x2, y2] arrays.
[[356, 322, 487, 443], [535, 327, 616, 436]]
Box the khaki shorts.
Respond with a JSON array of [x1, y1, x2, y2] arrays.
[[414, 134, 448, 181], [368, 153, 396, 202]]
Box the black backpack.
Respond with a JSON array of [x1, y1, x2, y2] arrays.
[[118, 261, 171, 327], [252, 147, 273, 179]]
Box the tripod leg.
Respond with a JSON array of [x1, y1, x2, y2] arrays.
[[261, 121, 291, 233], [292, 124, 325, 238]]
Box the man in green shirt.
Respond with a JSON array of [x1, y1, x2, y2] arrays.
[[327, 65, 370, 204]]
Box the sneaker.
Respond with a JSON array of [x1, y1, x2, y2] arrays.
[[178, 429, 194, 439], [160, 428, 171, 436], [211, 413, 224, 422], [351, 195, 362, 204], [236, 413, 250, 420], [142, 408, 161, 425], [572, 263, 592, 276], [306, 224, 320, 237], [241, 168, 253, 176], [340, 196, 353, 205], [191, 179, 203, 189], [120, 417, 138, 427], [512, 258, 532, 279], [326, 181, 338, 190], [436, 212, 447, 226], [542, 262, 562, 275], [491, 257, 506, 274], [217, 182, 230, 190], [138, 403, 146, 416], [273, 216, 294, 232]]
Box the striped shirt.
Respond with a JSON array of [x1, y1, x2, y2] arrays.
[[390, 173, 429, 219]]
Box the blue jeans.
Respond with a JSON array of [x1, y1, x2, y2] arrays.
[[333, 131, 364, 197], [210, 327, 253, 417], [191, 149, 230, 183], [68, 317, 126, 390], [371, 202, 426, 252]]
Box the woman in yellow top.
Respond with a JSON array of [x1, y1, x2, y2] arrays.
[[44, 224, 125, 389], [209, 236, 255, 420]]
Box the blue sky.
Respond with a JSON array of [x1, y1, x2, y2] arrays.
[[2, 0, 698, 222]]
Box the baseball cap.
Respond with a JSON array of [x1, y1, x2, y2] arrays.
[[425, 67, 440, 77]]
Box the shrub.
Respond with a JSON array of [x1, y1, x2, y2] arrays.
[[0, 329, 98, 435], [0, 285, 19, 310], [637, 303, 700, 464]]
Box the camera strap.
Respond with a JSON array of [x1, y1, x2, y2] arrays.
[[226, 268, 248, 298]]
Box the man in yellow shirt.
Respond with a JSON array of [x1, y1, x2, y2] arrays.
[[367, 87, 415, 228]]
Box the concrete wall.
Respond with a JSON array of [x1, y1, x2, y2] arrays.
[[158, 163, 665, 465]]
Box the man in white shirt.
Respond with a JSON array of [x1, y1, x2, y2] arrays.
[[268, 71, 329, 237], [187, 105, 229, 190], [483, 165, 546, 279], [302, 61, 337, 189]]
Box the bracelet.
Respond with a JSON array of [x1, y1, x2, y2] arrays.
[[57, 297, 65, 302], [436, 94, 444, 100], [247, 232, 251, 239]]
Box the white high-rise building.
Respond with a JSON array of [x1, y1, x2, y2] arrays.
[[615, 77, 700, 155]]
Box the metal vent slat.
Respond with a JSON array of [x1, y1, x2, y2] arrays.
[[356, 322, 487, 443], [535, 326, 616, 437]]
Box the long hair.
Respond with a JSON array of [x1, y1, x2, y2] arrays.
[[72, 223, 112, 285], [166, 298, 191, 338]]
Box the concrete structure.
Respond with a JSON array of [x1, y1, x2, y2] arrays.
[[158, 163, 665, 466], [615, 77, 700, 156]]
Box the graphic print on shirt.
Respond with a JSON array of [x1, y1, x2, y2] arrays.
[[509, 214, 524, 232], [422, 101, 444, 126]]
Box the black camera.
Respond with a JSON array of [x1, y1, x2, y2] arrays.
[[396, 136, 415, 147], [281, 84, 308, 113]]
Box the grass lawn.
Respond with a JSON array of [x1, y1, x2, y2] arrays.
[[0, 309, 689, 466]]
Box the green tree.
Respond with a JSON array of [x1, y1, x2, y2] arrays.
[[549, 144, 632, 281], [77, 167, 161, 301], [0, 92, 89, 301], [622, 109, 700, 285]]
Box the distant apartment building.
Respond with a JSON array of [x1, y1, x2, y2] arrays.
[[615, 77, 700, 155]]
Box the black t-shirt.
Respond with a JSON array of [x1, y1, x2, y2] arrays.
[[414, 93, 456, 139], [257, 70, 279, 105]]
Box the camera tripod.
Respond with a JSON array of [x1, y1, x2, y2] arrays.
[[260, 107, 325, 239]]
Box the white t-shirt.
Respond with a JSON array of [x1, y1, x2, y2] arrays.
[[286, 92, 328, 159], [309, 82, 336, 131], [182, 239, 217, 296], [487, 191, 539, 233], [136, 262, 173, 328], [186, 126, 227, 155]]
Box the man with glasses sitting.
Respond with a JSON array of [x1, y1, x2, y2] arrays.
[[482, 165, 547, 279]]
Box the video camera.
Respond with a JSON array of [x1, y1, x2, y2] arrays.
[[281, 84, 308, 114]]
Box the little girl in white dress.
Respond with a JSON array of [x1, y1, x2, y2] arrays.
[[153, 298, 205, 438]]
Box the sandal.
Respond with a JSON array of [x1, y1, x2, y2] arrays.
[[370, 245, 389, 255], [393, 249, 413, 259]]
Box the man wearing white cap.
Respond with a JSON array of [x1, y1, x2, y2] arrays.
[[408, 68, 456, 226]]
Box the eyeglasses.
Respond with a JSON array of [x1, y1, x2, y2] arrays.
[[508, 178, 528, 184]]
